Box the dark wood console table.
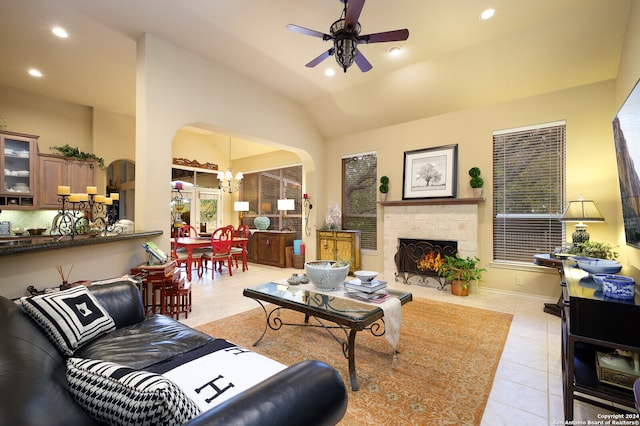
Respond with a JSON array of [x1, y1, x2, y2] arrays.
[[533, 253, 564, 317], [561, 259, 640, 420]]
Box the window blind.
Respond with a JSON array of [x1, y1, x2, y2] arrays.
[[493, 122, 566, 262], [342, 153, 377, 250]]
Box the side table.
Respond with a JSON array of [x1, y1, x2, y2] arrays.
[[533, 253, 563, 317], [130, 261, 181, 315]]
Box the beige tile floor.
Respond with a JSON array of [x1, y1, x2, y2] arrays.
[[179, 262, 621, 425]]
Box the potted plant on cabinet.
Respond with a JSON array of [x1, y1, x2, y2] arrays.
[[437, 254, 486, 296], [469, 167, 484, 198], [379, 176, 389, 201]]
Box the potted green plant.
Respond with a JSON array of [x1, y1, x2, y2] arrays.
[[51, 144, 106, 170], [437, 254, 486, 296], [379, 176, 389, 201], [566, 241, 618, 260], [468, 167, 484, 197]]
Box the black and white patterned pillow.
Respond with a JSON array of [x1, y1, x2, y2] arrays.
[[66, 358, 201, 425], [21, 286, 115, 356]]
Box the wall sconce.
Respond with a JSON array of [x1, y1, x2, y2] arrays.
[[234, 201, 249, 226], [278, 198, 295, 230], [303, 194, 313, 237], [561, 194, 604, 244]]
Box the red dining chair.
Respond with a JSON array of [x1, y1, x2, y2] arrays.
[[171, 225, 206, 277], [232, 224, 250, 271], [201, 226, 234, 278]]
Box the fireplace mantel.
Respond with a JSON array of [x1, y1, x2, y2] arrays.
[[379, 198, 484, 207]]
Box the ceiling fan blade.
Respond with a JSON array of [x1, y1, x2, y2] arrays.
[[286, 24, 331, 40], [344, 0, 365, 30], [358, 29, 409, 44], [305, 48, 335, 68], [354, 50, 373, 72]]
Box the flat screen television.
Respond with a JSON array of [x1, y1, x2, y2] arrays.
[[613, 79, 640, 249]]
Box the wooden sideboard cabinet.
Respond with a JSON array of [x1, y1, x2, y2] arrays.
[[0, 130, 38, 209], [317, 230, 361, 273], [247, 230, 296, 268], [38, 154, 95, 209], [561, 260, 640, 420]]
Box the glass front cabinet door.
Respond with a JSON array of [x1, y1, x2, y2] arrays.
[[0, 130, 38, 209]]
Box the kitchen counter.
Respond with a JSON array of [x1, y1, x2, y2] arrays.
[[0, 230, 162, 256]]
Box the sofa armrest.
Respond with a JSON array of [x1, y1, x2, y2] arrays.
[[183, 360, 348, 426]]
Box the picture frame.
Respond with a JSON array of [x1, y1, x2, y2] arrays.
[[402, 144, 458, 199]]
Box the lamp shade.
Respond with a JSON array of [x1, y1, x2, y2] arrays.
[[277, 199, 295, 211], [234, 201, 249, 212], [561, 197, 604, 222]]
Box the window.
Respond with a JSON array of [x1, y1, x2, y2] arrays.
[[342, 153, 377, 250], [493, 121, 566, 263], [241, 165, 302, 238]]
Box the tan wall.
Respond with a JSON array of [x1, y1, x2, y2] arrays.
[[326, 81, 617, 298], [135, 34, 324, 255], [0, 85, 93, 154]]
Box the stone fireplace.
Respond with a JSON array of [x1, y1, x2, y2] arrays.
[[381, 199, 480, 287]]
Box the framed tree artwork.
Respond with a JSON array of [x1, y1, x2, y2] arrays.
[[402, 144, 458, 199]]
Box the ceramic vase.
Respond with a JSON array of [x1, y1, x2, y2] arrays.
[[254, 216, 270, 230]]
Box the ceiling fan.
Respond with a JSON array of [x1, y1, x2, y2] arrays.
[[286, 0, 409, 73]]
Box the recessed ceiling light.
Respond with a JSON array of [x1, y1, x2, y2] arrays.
[[28, 68, 43, 78], [480, 8, 496, 20], [52, 26, 68, 38], [388, 46, 402, 56], [324, 68, 336, 77]]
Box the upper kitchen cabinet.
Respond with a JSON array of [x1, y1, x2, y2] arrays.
[[0, 130, 38, 209], [38, 154, 95, 209]]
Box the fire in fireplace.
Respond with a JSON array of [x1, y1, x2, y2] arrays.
[[394, 238, 458, 287]]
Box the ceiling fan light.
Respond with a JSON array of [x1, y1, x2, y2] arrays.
[[335, 37, 358, 72]]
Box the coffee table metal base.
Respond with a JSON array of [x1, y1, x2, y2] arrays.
[[250, 298, 387, 391]]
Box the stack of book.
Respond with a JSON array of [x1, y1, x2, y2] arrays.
[[343, 279, 391, 303]]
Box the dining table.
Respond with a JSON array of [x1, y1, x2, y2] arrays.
[[174, 236, 248, 281]]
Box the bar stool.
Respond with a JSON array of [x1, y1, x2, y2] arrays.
[[165, 277, 192, 320]]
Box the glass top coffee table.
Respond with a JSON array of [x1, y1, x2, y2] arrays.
[[243, 282, 413, 390]]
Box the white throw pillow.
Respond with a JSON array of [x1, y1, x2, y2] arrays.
[[21, 285, 115, 356]]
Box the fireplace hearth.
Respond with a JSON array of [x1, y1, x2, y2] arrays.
[[394, 238, 458, 288]]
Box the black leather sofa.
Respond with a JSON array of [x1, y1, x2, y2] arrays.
[[0, 280, 348, 425]]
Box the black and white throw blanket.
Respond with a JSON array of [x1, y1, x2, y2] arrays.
[[148, 339, 286, 412]]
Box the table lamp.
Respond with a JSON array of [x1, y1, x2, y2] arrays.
[[561, 195, 604, 244], [277, 199, 295, 230], [234, 201, 249, 227]]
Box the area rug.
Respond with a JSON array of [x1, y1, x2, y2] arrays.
[[196, 298, 513, 426]]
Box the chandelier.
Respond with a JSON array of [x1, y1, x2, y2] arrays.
[[217, 136, 244, 193], [217, 169, 243, 193]]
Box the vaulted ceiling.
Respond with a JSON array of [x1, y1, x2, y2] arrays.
[[0, 0, 632, 140]]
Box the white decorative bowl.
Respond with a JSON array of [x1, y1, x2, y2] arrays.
[[354, 270, 377, 283], [602, 275, 635, 300], [304, 261, 350, 291], [575, 257, 622, 274]]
